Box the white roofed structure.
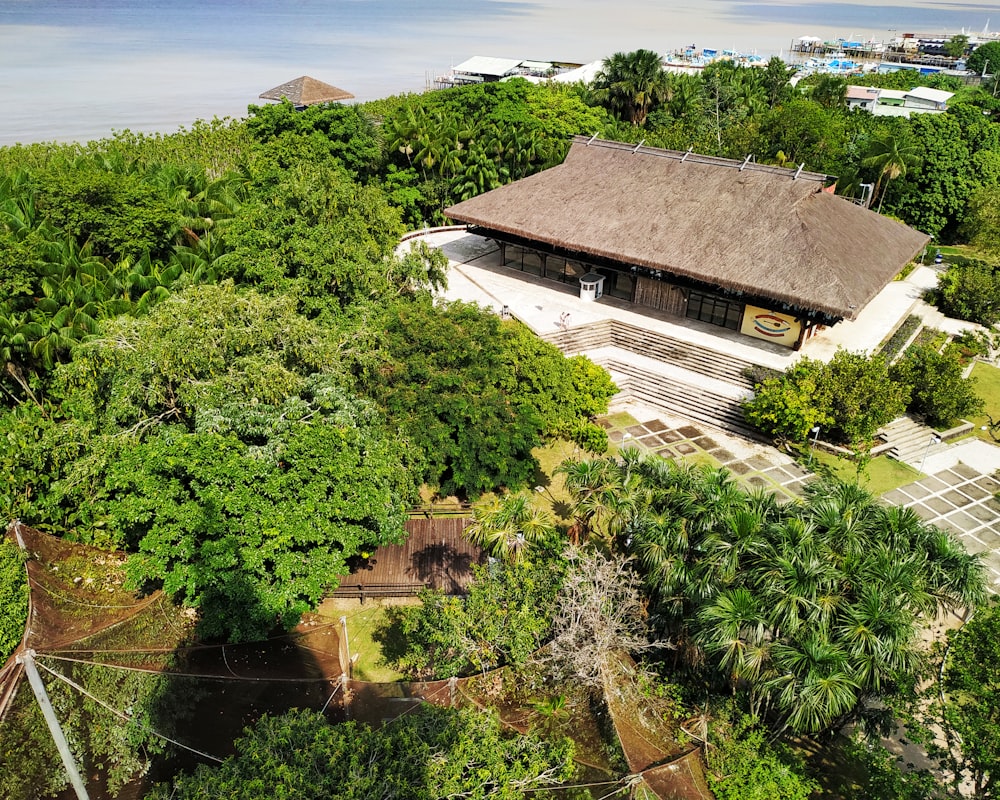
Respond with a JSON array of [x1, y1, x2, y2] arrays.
[[905, 86, 954, 108], [451, 56, 522, 82], [552, 60, 605, 83]]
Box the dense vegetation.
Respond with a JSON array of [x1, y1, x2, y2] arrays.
[[2, 50, 1000, 799], [0, 537, 27, 661], [743, 346, 984, 446], [154, 706, 575, 800]]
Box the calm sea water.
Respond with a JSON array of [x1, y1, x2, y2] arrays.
[[0, 0, 996, 145]]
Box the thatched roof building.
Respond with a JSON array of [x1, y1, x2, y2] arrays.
[[258, 76, 354, 107], [445, 138, 928, 345]]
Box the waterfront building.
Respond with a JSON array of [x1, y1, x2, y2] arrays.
[[845, 85, 954, 116], [445, 137, 928, 351], [434, 56, 578, 88]]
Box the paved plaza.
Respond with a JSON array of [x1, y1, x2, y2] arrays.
[[884, 469, 1000, 585], [606, 402, 1000, 589]]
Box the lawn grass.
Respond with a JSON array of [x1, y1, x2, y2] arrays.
[[531, 437, 589, 523], [810, 450, 922, 494], [936, 244, 989, 267], [604, 410, 641, 429], [968, 361, 1000, 443], [338, 604, 405, 682]]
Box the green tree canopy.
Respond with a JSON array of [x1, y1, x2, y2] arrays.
[[592, 49, 673, 126], [377, 553, 565, 679], [560, 451, 987, 735], [890, 343, 984, 426], [967, 40, 1000, 75], [156, 706, 575, 800], [934, 600, 1000, 798], [0, 535, 27, 661], [354, 297, 614, 497]]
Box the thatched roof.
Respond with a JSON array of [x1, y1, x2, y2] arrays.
[[445, 138, 930, 321], [258, 75, 354, 106]]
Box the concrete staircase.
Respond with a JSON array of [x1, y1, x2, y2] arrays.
[[544, 320, 757, 391], [603, 359, 757, 437], [878, 416, 950, 468], [543, 320, 761, 435]]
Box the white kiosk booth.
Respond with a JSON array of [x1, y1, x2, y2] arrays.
[[579, 272, 605, 302]]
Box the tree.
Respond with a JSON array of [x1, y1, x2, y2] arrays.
[[762, 57, 796, 109], [705, 711, 818, 800], [863, 130, 921, 213], [592, 49, 673, 126], [894, 113, 973, 239], [110, 384, 411, 641], [944, 35, 970, 59], [744, 351, 907, 450], [933, 600, 1000, 799], [377, 555, 565, 679], [962, 184, 1000, 257], [742, 357, 832, 444], [810, 75, 848, 110], [155, 706, 575, 800], [759, 98, 849, 174], [890, 344, 984, 426], [536, 548, 661, 689], [933, 259, 1000, 326], [824, 349, 908, 448], [967, 41, 1000, 75], [34, 161, 179, 261], [464, 492, 555, 563], [355, 298, 614, 497], [560, 450, 987, 735]]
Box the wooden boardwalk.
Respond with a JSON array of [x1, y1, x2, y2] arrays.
[[332, 518, 483, 600]]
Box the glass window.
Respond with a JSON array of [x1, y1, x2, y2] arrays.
[[686, 290, 744, 330]]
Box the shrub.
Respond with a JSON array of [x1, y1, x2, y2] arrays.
[[890, 344, 984, 426], [932, 260, 1000, 327], [878, 314, 922, 362], [0, 537, 27, 662]]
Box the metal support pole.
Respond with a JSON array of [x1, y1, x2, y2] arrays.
[[920, 435, 942, 474], [339, 616, 352, 679], [809, 426, 821, 467], [17, 650, 90, 800], [341, 673, 351, 720]]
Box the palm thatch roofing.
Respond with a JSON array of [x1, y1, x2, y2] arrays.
[[258, 75, 354, 106], [445, 137, 930, 321]]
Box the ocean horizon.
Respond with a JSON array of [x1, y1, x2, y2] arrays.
[[1, 0, 996, 146]]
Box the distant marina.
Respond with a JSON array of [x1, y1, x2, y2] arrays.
[[432, 27, 994, 91]]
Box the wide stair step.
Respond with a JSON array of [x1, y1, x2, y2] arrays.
[[602, 359, 757, 438], [878, 416, 950, 466], [544, 320, 758, 391]]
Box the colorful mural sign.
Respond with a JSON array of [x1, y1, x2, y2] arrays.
[[740, 305, 801, 347]]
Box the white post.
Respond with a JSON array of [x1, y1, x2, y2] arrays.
[[809, 425, 821, 466], [339, 616, 352, 679], [17, 650, 90, 800]]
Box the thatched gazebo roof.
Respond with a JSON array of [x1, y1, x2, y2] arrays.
[[446, 137, 930, 321], [258, 75, 354, 106]]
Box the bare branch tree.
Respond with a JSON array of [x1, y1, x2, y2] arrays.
[[535, 547, 669, 688]]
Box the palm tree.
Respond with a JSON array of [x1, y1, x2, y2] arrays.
[[592, 49, 673, 126], [463, 492, 555, 563], [810, 74, 848, 110], [863, 130, 920, 213]]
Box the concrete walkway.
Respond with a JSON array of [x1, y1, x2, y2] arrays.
[[413, 229, 949, 368], [407, 229, 1000, 588]]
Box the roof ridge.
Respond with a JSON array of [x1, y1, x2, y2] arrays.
[[571, 135, 831, 183]]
